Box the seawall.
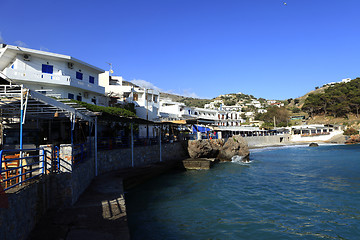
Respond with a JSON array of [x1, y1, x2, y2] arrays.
[[244, 134, 292, 148], [0, 141, 189, 240]]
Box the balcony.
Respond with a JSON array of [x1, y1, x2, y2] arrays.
[[4, 68, 105, 94]]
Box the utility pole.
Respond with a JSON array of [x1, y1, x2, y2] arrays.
[[146, 89, 149, 140], [273, 116, 276, 129]]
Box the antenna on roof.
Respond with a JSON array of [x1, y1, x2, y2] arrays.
[[106, 62, 113, 76]]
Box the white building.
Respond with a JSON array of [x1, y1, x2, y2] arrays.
[[0, 44, 107, 106], [159, 98, 190, 121], [222, 105, 242, 112], [290, 124, 344, 142], [245, 100, 262, 108], [204, 100, 223, 110], [99, 71, 160, 138]]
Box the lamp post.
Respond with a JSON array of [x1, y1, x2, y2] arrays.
[[146, 89, 149, 140]]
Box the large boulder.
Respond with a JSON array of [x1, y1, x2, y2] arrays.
[[187, 139, 224, 159], [217, 135, 250, 161]]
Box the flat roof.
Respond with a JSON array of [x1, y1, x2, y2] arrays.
[[0, 44, 104, 72]]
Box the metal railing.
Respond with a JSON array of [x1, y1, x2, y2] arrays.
[[52, 146, 60, 173], [73, 142, 90, 165], [0, 148, 46, 191]]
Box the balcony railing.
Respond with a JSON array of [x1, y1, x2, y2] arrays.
[[4, 68, 105, 94]]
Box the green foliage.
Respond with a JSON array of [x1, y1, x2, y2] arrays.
[[257, 106, 289, 128], [258, 98, 266, 103], [343, 127, 359, 136], [179, 98, 211, 108], [223, 99, 237, 106], [291, 107, 301, 113], [114, 103, 136, 114], [73, 101, 137, 118], [302, 78, 360, 118]]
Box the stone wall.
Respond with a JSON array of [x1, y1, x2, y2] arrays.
[[0, 141, 189, 240], [0, 179, 47, 240], [0, 142, 96, 240], [97, 141, 189, 175]]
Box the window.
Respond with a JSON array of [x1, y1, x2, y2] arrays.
[[77, 95, 82, 101], [153, 95, 158, 103], [68, 93, 74, 99], [76, 72, 83, 80], [89, 76, 95, 84], [91, 98, 96, 104], [42, 64, 53, 74], [133, 93, 138, 101]]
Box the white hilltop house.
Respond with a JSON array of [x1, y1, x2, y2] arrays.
[[245, 100, 262, 108], [99, 71, 160, 138], [204, 100, 223, 110], [0, 44, 107, 106], [342, 78, 352, 83]]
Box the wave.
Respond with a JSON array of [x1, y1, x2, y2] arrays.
[[231, 155, 252, 165], [249, 144, 309, 153]]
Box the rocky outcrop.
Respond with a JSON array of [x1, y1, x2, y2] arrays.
[[309, 142, 319, 147], [187, 136, 249, 161], [187, 139, 224, 159], [217, 135, 250, 161], [345, 134, 360, 144]]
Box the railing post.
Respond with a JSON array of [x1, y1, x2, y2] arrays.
[[56, 146, 60, 173], [41, 148, 45, 175], [95, 117, 98, 176], [159, 127, 162, 162], [0, 150, 2, 181]]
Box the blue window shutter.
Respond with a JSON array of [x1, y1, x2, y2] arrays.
[[76, 72, 83, 80], [42, 64, 53, 74]]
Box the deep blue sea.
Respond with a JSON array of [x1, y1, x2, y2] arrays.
[[126, 144, 360, 240]]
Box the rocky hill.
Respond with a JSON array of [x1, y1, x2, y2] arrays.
[[159, 92, 212, 108]]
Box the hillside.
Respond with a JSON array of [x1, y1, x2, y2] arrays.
[[160, 92, 212, 108], [287, 84, 330, 108], [301, 78, 360, 118]]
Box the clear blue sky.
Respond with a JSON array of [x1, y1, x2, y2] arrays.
[[1, 0, 360, 100]]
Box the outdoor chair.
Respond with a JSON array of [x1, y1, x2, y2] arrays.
[[2, 154, 21, 188]]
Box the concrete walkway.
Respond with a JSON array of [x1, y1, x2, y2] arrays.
[[28, 172, 129, 240], [27, 161, 182, 240]]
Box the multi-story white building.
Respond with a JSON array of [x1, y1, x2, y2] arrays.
[[99, 71, 160, 138], [0, 44, 107, 106], [215, 110, 246, 127], [222, 105, 242, 112], [159, 98, 192, 121]]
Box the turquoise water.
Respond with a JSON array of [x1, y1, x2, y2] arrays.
[[126, 144, 360, 239]]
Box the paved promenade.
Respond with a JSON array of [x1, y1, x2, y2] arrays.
[[28, 162, 180, 240]]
